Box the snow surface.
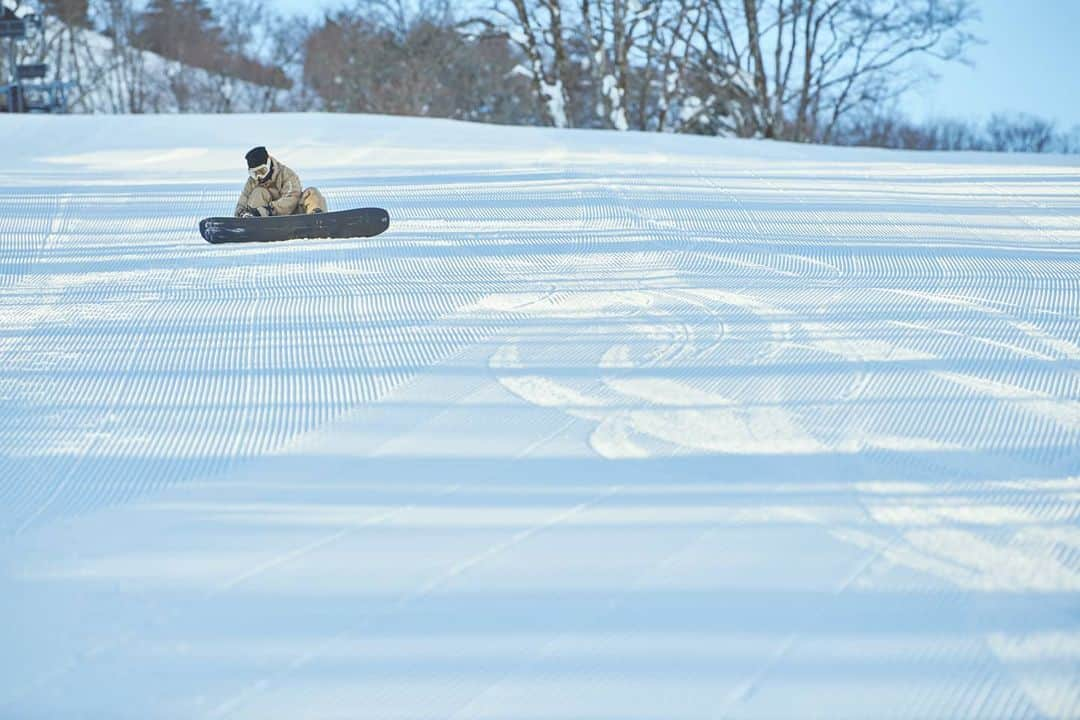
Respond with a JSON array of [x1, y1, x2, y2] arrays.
[[1, 113, 1079, 718]]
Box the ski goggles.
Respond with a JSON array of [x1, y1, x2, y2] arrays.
[[248, 161, 271, 182]]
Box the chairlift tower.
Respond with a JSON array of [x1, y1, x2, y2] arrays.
[[2, 1, 68, 113]]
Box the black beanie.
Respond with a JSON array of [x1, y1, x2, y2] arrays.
[[245, 146, 269, 168]]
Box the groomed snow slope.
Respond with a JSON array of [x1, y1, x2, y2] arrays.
[[1, 113, 1079, 718]]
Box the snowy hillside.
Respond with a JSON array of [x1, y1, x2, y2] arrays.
[[1, 113, 1078, 718], [3, 2, 289, 114]]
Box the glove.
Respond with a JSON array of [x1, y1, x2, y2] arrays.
[[237, 207, 256, 218], [255, 205, 274, 217]]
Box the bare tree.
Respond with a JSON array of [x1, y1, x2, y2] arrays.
[[702, 0, 977, 141], [481, 0, 712, 131], [987, 113, 1056, 154], [500, 0, 573, 127], [1060, 126, 1080, 155], [212, 0, 300, 111], [304, 1, 535, 123], [649, 0, 708, 132], [832, 106, 1078, 154], [577, 0, 640, 130], [96, 0, 149, 112]]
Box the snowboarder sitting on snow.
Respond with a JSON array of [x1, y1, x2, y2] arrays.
[[235, 146, 328, 218]]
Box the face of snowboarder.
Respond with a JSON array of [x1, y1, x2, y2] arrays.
[[249, 160, 271, 183]]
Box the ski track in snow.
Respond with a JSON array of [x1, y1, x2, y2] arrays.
[[0, 114, 1079, 719]]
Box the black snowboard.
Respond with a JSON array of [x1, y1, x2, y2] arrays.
[[199, 207, 390, 244]]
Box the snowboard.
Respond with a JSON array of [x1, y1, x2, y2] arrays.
[[199, 207, 390, 244]]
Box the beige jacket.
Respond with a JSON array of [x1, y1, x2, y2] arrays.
[[234, 157, 303, 217]]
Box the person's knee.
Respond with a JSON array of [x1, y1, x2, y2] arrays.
[[301, 187, 328, 213], [248, 187, 272, 206]]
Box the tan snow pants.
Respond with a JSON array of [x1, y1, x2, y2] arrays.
[[248, 186, 328, 215]]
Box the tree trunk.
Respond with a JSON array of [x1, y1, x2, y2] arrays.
[[741, 0, 772, 137]]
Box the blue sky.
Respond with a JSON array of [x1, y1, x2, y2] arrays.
[[273, 0, 1080, 128], [907, 0, 1080, 127]]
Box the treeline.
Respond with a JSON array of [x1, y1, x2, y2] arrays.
[[303, 4, 536, 125], [840, 111, 1080, 153], [8, 0, 1078, 152], [296, 0, 981, 140]]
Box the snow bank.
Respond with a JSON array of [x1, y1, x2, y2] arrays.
[[1, 113, 1078, 719]]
